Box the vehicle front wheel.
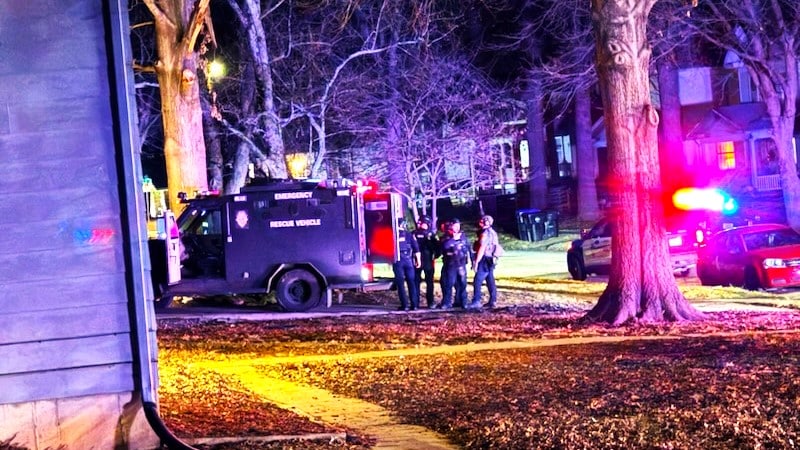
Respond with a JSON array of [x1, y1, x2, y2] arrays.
[[275, 269, 322, 312], [696, 265, 714, 286], [567, 253, 587, 281], [743, 266, 762, 291]]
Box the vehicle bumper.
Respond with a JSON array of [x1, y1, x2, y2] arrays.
[[670, 252, 698, 273], [762, 267, 800, 289]]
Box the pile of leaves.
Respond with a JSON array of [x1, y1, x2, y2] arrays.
[[158, 305, 800, 449]]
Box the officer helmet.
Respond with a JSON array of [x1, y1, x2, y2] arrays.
[[447, 218, 461, 233], [480, 215, 494, 227], [417, 215, 431, 225]]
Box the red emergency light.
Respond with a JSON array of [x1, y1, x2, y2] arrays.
[[672, 187, 738, 215], [352, 178, 380, 195]]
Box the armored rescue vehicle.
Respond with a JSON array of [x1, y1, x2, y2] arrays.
[[149, 179, 403, 312]]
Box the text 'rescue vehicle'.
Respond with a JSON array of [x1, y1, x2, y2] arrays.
[[149, 179, 403, 312]]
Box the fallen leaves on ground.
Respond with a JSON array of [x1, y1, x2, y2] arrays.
[[158, 305, 800, 449]]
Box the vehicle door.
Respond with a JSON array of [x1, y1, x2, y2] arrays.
[[224, 195, 261, 285], [716, 233, 747, 285], [179, 204, 225, 277], [363, 192, 401, 265], [582, 220, 612, 269]]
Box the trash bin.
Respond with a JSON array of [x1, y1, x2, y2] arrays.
[[530, 211, 546, 241], [543, 210, 559, 239], [516, 208, 539, 241]]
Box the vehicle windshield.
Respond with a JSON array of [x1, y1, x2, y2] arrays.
[[179, 207, 222, 235], [742, 229, 800, 251]]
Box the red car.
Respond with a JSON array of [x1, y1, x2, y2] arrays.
[[696, 223, 800, 290]]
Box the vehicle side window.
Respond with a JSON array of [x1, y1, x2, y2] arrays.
[[589, 221, 611, 239], [724, 234, 744, 255], [185, 209, 222, 236]]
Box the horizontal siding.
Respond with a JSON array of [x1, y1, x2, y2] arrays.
[[0, 364, 134, 404], [0, 187, 120, 225], [0, 273, 129, 314], [0, 0, 144, 415], [0, 69, 110, 104], [0, 129, 115, 165], [0, 334, 132, 374], [0, 158, 117, 194], [0, 303, 131, 346], [7, 97, 114, 135], [0, 2, 105, 76], [0, 217, 122, 256], [0, 244, 126, 285]]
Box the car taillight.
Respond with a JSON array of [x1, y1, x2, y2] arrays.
[[695, 229, 705, 244], [361, 263, 374, 282]]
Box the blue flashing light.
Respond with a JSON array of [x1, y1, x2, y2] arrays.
[[721, 195, 738, 215], [673, 187, 738, 214]]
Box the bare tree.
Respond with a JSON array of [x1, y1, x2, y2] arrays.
[[500, 0, 601, 219], [133, 0, 214, 213], [385, 56, 518, 222], [588, 0, 702, 325], [687, 0, 800, 229], [223, 0, 289, 187]]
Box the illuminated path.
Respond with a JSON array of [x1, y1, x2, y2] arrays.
[[209, 364, 457, 450], [196, 330, 800, 449]]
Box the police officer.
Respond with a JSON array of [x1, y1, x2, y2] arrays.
[[412, 216, 439, 308], [393, 218, 421, 311], [436, 218, 471, 309], [470, 214, 499, 309]]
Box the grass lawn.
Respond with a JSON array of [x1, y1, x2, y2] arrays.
[[158, 305, 800, 449], [156, 230, 800, 449]]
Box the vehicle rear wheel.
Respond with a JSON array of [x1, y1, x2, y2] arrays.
[[743, 266, 761, 291], [154, 294, 174, 310], [275, 269, 322, 312], [567, 254, 587, 281]]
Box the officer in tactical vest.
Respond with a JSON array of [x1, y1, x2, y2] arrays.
[[436, 218, 471, 309], [470, 214, 499, 309], [393, 218, 421, 311], [412, 216, 439, 309]]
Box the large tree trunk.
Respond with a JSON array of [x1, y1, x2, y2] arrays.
[[235, 0, 288, 180], [587, 0, 703, 326], [385, 35, 408, 194], [575, 86, 600, 222], [656, 54, 687, 192], [146, 0, 211, 214], [755, 48, 800, 230], [525, 75, 548, 210], [203, 102, 224, 192]]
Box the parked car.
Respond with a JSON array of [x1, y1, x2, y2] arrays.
[[696, 223, 800, 290], [566, 218, 699, 280]]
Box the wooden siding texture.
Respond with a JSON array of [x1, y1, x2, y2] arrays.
[[0, 0, 135, 405]]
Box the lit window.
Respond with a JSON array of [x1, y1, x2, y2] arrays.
[[555, 135, 573, 177], [717, 141, 735, 170]]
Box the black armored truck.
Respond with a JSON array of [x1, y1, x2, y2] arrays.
[[149, 179, 403, 312]]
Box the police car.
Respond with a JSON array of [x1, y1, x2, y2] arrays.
[[566, 218, 699, 280]]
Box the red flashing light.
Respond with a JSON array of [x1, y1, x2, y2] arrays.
[[353, 179, 380, 195], [672, 188, 738, 214]]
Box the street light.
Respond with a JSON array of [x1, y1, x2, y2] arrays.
[[207, 60, 226, 81]]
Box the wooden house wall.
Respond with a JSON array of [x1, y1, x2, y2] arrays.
[[0, 0, 136, 404]]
